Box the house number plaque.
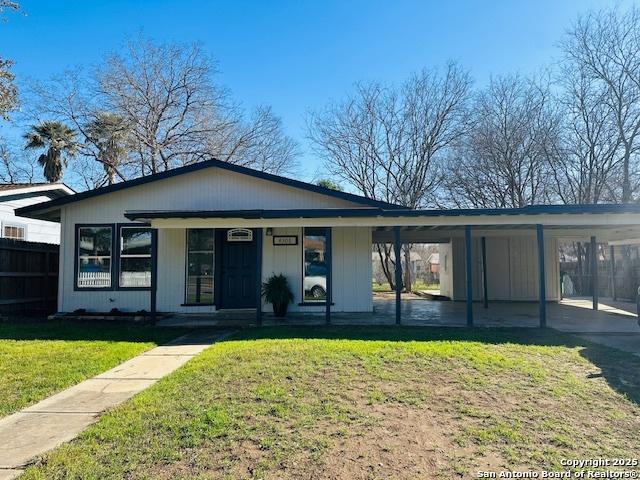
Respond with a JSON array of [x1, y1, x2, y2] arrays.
[[273, 235, 298, 246]]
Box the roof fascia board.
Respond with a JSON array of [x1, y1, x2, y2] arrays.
[[0, 183, 74, 199], [144, 213, 640, 230]]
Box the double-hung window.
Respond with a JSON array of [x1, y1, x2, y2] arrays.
[[119, 226, 152, 288], [77, 226, 112, 288]]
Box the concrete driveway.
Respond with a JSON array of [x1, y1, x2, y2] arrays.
[[574, 332, 640, 357]]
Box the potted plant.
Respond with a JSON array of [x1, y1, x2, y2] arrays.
[[261, 273, 294, 317]]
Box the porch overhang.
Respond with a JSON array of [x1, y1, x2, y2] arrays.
[[123, 205, 640, 243]]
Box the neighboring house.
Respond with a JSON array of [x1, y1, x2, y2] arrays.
[[427, 252, 439, 282], [371, 250, 424, 283], [0, 183, 74, 244], [15, 158, 640, 323]]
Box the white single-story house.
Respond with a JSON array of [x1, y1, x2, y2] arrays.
[[16, 159, 640, 326], [0, 183, 74, 244]]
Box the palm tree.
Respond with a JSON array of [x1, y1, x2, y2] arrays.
[[84, 112, 130, 185], [24, 121, 78, 182]]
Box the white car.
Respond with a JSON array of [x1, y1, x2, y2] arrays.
[[304, 262, 327, 299]]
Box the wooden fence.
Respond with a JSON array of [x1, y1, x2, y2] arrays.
[[0, 238, 59, 315]]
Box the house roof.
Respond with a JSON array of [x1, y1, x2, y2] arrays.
[[15, 158, 405, 221], [0, 182, 74, 200]]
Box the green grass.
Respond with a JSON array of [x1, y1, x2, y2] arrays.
[[20, 326, 640, 479], [373, 280, 440, 292], [0, 319, 183, 418]]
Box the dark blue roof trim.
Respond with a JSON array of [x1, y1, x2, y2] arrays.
[[124, 203, 640, 221], [16, 158, 405, 218], [125, 208, 385, 220]]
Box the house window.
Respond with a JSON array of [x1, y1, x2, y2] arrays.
[[77, 226, 112, 288], [3, 224, 25, 240], [119, 226, 152, 288], [185, 229, 214, 304], [303, 227, 328, 302]]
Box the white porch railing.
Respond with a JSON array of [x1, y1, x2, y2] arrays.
[[78, 271, 152, 288], [78, 272, 111, 287], [120, 272, 152, 288]]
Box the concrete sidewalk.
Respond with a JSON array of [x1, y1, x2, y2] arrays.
[[0, 331, 230, 480]]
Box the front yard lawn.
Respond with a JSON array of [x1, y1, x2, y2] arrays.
[[0, 319, 183, 418], [21, 326, 640, 479]]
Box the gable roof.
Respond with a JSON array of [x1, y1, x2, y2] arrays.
[[16, 158, 405, 221], [0, 183, 75, 200]]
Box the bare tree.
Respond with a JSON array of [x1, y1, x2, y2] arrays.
[[205, 105, 299, 175], [96, 37, 230, 174], [562, 7, 640, 203], [550, 60, 621, 204], [0, 1, 20, 119], [444, 75, 559, 208], [24, 35, 298, 186], [0, 140, 37, 184], [0, 58, 16, 120], [561, 7, 640, 300], [308, 63, 472, 290]]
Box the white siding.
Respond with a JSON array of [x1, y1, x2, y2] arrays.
[[448, 235, 560, 302], [438, 243, 453, 298], [58, 167, 369, 313], [1, 195, 61, 244], [331, 227, 373, 312], [484, 238, 510, 300], [261, 226, 373, 313]]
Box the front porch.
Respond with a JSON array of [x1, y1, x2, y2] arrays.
[[157, 296, 639, 333]]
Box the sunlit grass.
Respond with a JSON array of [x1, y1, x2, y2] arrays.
[[20, 326, 640, 479], [0, 319, 183, 417]]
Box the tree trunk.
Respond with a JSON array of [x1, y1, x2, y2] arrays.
[[622, 149, 632, 203], [403, 244, 412, 293], [375, 243, 395, 290]]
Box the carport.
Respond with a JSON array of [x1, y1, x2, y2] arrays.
[[370, 204, 640, 328]]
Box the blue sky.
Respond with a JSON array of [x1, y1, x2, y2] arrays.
[[0, 0, 634, 182]]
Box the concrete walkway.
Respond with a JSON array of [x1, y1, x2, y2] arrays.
[[0, 331, 230, 480]]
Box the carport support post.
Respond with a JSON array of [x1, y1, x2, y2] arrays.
[[610, 245, 617, 301], [464, 226, 473, 327], [536, 224, 546, 328], [591, 236, 598, 310], [256, 228, 263, 326], [394, 226, 402, 325], [325, 227, 332, 325], [481, 237, 488, 309]]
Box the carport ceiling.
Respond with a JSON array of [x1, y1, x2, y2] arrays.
[[372, 224, 640, 244]]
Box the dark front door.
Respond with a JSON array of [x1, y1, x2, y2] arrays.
[[219, 230, 257, 309]]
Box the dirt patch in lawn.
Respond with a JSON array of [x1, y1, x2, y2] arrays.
[[321, 405, 481, 480]]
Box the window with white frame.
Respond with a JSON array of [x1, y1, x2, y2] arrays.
[[119, 226, 152, 288], [77, 226, 112, 288], [3, 223, 26, 240]]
